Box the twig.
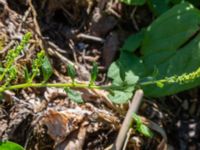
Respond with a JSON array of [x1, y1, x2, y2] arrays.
[[47, 41, 67, 54], [28, 0, 45, 50], [131, 7, 139, 31], [17, 7, 31, 33], [69, 39, 78, 64], [47, 47, 74, 66], [0, 40, 15, 54], [122, 128, 133, 150], [77, 33, 105, 43], [113, 89, 144, 150]]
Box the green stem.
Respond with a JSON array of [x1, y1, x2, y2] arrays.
[[0, 82, 111, 93], [139, 78, 167, 86], [0, 67, 9, 81]]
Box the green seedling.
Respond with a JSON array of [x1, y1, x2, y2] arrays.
[[132, 113, 153, 138]]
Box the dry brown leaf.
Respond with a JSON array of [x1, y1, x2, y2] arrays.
[[55, 122, 88, 150], [42, 109, 85, 147]]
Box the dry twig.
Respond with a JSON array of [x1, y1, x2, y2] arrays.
[[113, 89, 144, 150]]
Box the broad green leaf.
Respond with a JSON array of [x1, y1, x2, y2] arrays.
[[42, 56, 53, 82], [141, 2, 200, 96], [142, 3, 200, 55], [90, 62, 98, 85], [142, 33, 200, 96], [108, 2, 200, 98], [121, 30, 145, 52], [169, 0, 182, 4], [108, 90, 133, 104], [147, 0, 170, 15], [64, 88, 84, 103], [67, 64, 76, 81], [170, 0, 200, 7], [0, 141, 24, 150], [120, 0, 146, 5]]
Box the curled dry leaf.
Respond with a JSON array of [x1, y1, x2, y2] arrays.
[[42, 109, 85, 147], [55, 121, 88, 150]]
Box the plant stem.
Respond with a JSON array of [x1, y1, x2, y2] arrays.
[[139, 79, 167, 86], [0, 82, 111, 92]]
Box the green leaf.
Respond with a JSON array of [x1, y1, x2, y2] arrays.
[[142, 3, 200, 55], [137, 124, 153, 138], [67, 64, 76, 81], [108, 53, 141, 86], [121, 29, 145, 52], [24, 66, 30, 82], [120, 0, 146, 5], [0, 141, 24, 150], [141, 2, 200, 96], [147, 0, 170, 16], [132, 113, 142, 125], [170, 0, 200, 7], [90, 62, 98, 85], [109, 2, 200, 97], [132, 113, 153, 138], [108, 90, 133, 104], [42, 56, 53, 82], [64, 88, 84, 103]]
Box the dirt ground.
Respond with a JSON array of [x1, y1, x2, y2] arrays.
[[0, 0, 200, 150]]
